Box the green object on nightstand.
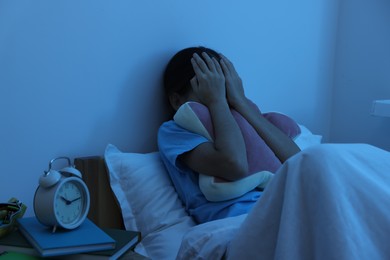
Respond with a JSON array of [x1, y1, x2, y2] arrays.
[[0, 198, 27, 239]]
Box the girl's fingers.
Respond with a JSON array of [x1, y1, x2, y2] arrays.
[[213, 57, 223, 75], [220, 58, 230, 76], [191, 57, 203, 76], [220, 53, 233, 65], [192, 53, 208, 73], [192, 52, 225, 81], [201, 52, 217, 72], [220, 54, 235, 73]]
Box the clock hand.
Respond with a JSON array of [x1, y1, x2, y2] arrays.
[[60, 196, 72, 205], [69, 197, 81, 203]]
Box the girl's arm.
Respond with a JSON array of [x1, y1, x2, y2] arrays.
[[220, 55, 301, 162], [180, 53, 248, 181]]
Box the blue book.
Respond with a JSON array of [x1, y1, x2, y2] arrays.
[[17, 217, 115, 257]]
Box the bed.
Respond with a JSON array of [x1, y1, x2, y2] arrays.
[[74, 126, 390, 259]]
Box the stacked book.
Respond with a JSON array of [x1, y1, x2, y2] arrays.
[[0, 217, 140, 259]]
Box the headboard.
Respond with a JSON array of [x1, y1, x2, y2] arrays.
[[74, 156, 124, 229]]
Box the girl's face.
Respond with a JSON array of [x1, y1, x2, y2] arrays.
[[169, 83, 201, 111]]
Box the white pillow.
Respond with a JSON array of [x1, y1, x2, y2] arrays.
[[104, 144, 196, 259]]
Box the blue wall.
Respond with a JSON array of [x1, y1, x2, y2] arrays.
[[331, 0, 390, 150], [0, 1, 338, 215]]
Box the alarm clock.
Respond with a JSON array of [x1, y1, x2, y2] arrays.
[[33, 157, 90, 233]]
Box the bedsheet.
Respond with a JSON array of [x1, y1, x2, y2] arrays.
[[226, 143, 390, 260], [177, 143, 390, 260], [176, 214, 246, 259]]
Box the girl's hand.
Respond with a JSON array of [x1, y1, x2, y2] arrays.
[[190, 52, 226, 106], [220, 54, 246, 107]]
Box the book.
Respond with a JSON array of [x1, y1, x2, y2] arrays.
[[17, 217, 116, 257], [73, 228, 141, 259], [0, 229, 37, 256], [0, 228, 141, 260]]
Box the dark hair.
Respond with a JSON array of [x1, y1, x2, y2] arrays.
[[163, 46, 221, 97]]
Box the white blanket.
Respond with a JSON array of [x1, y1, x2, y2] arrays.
[[227, 143, 390, 260], [177, 143, 390, 259]]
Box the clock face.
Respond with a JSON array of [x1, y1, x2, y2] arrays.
[[54, 180, 85, 225]]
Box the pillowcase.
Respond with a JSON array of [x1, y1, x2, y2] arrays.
[[173, 101, 301, 202], [104, 144, 196, 259]]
